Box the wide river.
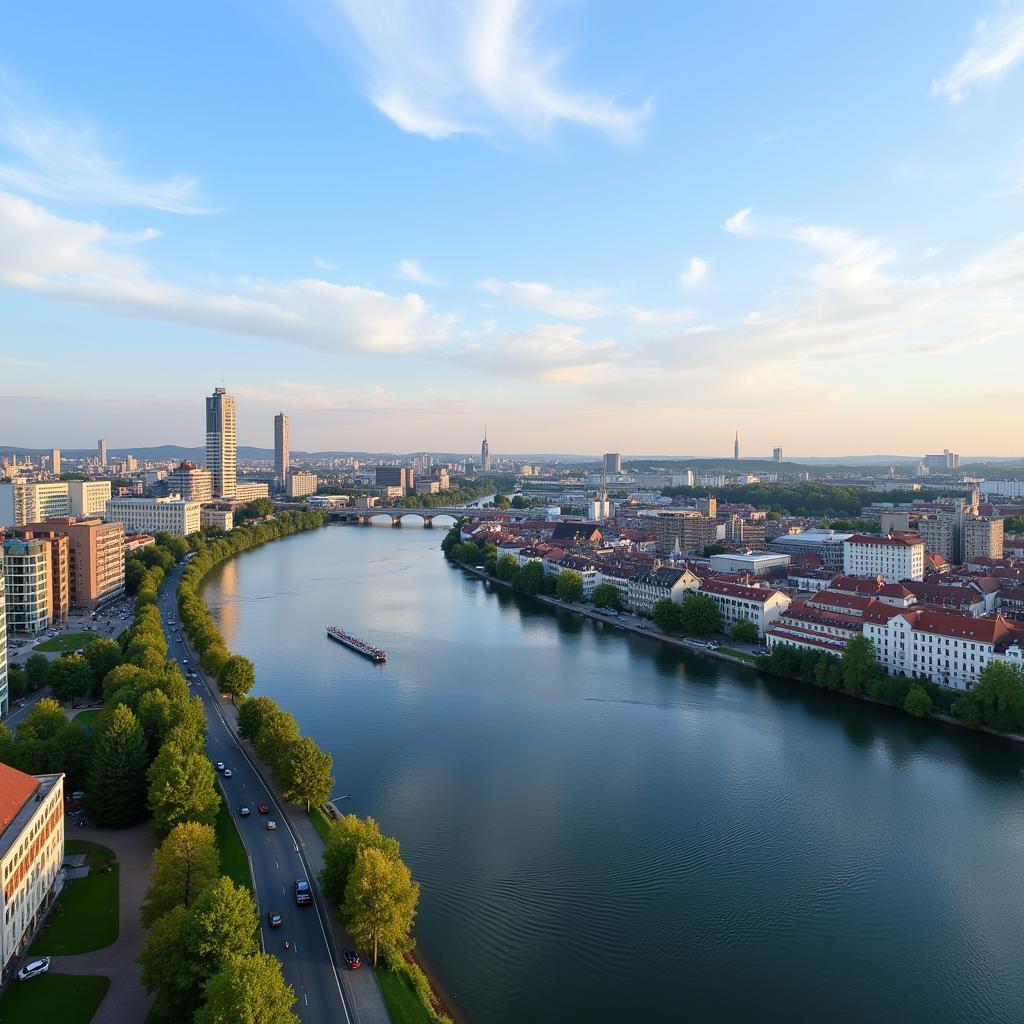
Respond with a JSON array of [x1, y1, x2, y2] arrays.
[[203, 522, 1024, 1023]]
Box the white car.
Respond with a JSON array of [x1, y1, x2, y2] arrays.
[[17, 957, 49, 981]]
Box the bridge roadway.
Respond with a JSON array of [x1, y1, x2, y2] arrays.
[[330, 505, 538, 524], [157, 563, 356, 1024]]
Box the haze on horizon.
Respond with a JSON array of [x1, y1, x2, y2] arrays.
[[2, 2, 1023, 457]]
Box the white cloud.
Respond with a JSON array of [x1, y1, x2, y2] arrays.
[[460, 322, 618, 382], [395, 258, 441, 285], [679, 256, 708, 289], [0, 190, 453, 357], [932, 10, 1024, 102], [0, 92, 209, 213], [313, 257, 336, 271], [234, 381, 396, 411], [723, 206, 756, 236], [294, 0, 649, 142], [624, 306, 697, 327], [477, 277, 608, 319]]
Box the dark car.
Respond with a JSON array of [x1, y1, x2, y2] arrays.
[[267, 911, 282, 929], [294, 880, 311, 905], [258, 804, 270, 814], [214, 761, 225, 772], [343, 949, 361, 970]]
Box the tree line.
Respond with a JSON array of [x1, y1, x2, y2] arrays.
[[393, 474, 518, 509]]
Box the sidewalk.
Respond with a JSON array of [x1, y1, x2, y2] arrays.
[[51, 822, 156, 1024]]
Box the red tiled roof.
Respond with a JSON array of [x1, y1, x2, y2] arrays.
[[0, 762, 38, 834], [700, 579, 785, 603]]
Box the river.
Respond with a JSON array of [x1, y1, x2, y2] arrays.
[[203, 522, 1024, 1023]]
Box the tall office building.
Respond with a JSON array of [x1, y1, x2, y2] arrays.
[[480, 428, 491, 473], [274, 413, 289, 489], [98, 438, 108, 466], [603, 453, 622, 475], [50, 449, 61, 476], [205, 387, 237, 499], [734, 431, 740, 460], [165, 462, 213, 502], [18, 518, 124, 609], [772, 447, 783, 463], [0, 481, 71, 527]]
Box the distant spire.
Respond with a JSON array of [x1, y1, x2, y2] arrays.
[[734, 430, 739, 460]]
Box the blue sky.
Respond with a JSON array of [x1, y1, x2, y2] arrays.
[[2, 1, 1023, 456]]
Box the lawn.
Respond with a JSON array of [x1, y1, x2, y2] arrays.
[[72, 709, 102, 732], [214, 790, 252, 892], [376, 968, 434, 1024], [720, 646, 758, 663], [0, 973, 110, 1024], [31, 632, 96, 654], [30, 842, 118, 956]]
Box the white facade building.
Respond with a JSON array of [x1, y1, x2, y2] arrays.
[[699, 579, 791, 638], [105, 496, 201, 537], [67, 480, 112, 518], [205, 386, 237, 498], [235, 482, 270, 502], [2, 538, 51, 635], [843, 533, 925, 583], [708, 551, 791, 576], [286, 472, 318, 499], [0, 481, 70, 528], [627, 567, 701, 613]]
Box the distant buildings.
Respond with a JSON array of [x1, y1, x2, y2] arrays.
[[286, 471, 317, 499], [0, 481, 71, 528], [274, 413, 289, 490], [205, 387, 237, 498], [653, 511, 718, 557], [603, 453, 622, 475], [165, 461, 213, 503], [106, 495, 201, 537], [924, 449, 960, 471], [98, 438, 107, 466], [375, 467, 410, 496], [67, 479, 111, 518], [772, 447, 783, 463], [734, 431, 740, 460], [50, 449, 61, 476]]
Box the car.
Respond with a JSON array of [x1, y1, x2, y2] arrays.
[[17, 958, 50, 982], [239, 805, 251, 816], [223, 768, 233, 779], [267, 911, 283, 929], [258, 804, 270, 814], [266, 819, 277, 831], [215, 761, 225, 772], [294, 879, 311, 905], [342, 948, 361, 970]]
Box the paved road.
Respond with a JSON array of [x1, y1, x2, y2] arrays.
[[157, 565, 354, 1024]]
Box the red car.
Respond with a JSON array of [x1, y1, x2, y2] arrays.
[[267, 911, 282, 929], [258, 804, 270, 814], [343, 949, 361, 970]]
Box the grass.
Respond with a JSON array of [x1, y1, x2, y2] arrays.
[[310, 807, 332, 844], [214, 789, 253, 892], [0, 973, 110, 1024], [30, 842, 118, 956], [31, 632, 97, 654], [719, 646, 758, 663], [72, 709, 102, 732], [376, 968, 435, 1024]]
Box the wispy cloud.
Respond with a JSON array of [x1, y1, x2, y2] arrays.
[[679, 256, 708, 289], [477, 277, 608, 319], [0, 92, 210, 213], [313, 257, 336, 271], [932, 9, 1024, 102], [461, 323, 618, 383], [291, 0, 649, 142], [723, 206, 757, 236], [395, 257, 442, 285]]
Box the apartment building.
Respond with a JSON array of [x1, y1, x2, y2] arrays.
[[0, 765, 65, 982], [843, 533, 925, 583], [164, 462, 213, 503], [962, 517, 1004, 562], [17, 519, 124, 609], [627, 566, 700, 613], [235, 482, 270, 502], [916, 515, 956, 561], [2, 538, 52, 635], [67, 480, 112, 518], [286, 472, 318, 499], [200, 508, 234, 532], [11, 528, 68, 624], [0, 481, 70, 528], [699, 579, 791, 638], [0, 569, 7, 716], [653, 511, 718, 557], [105, 496, 200, 537]]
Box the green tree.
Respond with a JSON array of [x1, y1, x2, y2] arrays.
[[141, 822, 221, 926], [652, 598, 683, 632], [591, 583, 621, 610], [6, 665, 28, 700], [138, 905, 193, 1019], [84, 638, 123, 695], [342, 847, 419, 968], [218, 656, 256, 704], [904, 684, 934, 719], [514, 561, 545, 596], [15, 698, 67, 741], [841, 634, 879, 698], [196, 954, 298, 1024], [495, 554, 518, 581], [730, 619, 759, 644], [703, 544, 729, 557], [238, 695, 279, 743], [679, 594, 722, 635], [968, 661, 1024, 732], [86, 704, 149, 826], [278, 737, 334, 813], [25, 652, 51, 691], [147, 741, 222, 837], [254, 708, 301, 769], [321, 815, 401, 909], [556, 570, 584, 603]]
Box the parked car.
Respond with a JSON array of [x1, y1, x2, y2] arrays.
[[17, 958, 49, 981], [294, 880, 311, 905], [267, 911, 283, 929], [342, 949, 361, 970]]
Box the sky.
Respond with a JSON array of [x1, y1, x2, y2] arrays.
[[1, 1, 1023, 457]]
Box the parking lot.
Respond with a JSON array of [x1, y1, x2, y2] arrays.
[[5, 598, 137, 668]]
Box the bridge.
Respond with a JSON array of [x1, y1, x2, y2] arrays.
[[329, 506, 538, 527]]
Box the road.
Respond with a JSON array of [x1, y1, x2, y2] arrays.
[[157, 564, 354, 1024]]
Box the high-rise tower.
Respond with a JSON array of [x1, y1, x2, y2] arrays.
[[206, 387, 237, 498], [50, 449, 61, 476], [274, 413, 289, 490], [734, 431, 739, 460], [480, 427, 491, 473], [98, 438, 108, 466]]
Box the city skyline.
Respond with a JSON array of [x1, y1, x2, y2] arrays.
[[3, 3, 1024, 454]]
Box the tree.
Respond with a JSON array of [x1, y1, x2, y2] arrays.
[[652, 598, 683, 632], [255, 709, 301, 769], [196, 954, 298, 1024], [904, 684, 934, 719], [678, 594, 722, 635], [139, 905, 194, 1019], [187, 877, 260, 982], [321, 815, 401, 909], [730, 619, 759, 644], [841, 634, 879, 698], [148, 741, 222, 837], [137, 689, 175, 759], [238, 695, 279, 743], [495, 554, 517, 582], [591, 583, 621, 611], [514, 561, 545, 596], [703, 544, 729, 557], [86, 704, 149, 826], [25, 653, 51, 691], [967, 661, 1024, 732], [16, 698, 67, 741], [84, 638, 123, 695], [218, 656, 256, 704], [278, 737, 334, 813], [556, 570, 584, 603], [342, 847, 419, 967], [142, 823, 220, 926]]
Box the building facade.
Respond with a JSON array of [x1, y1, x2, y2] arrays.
[[67, 480, 112, 518], [164, 462, 213, 503], [962, 517, 1004, 562], [603, 453, 622, 475], [653, 512, 718, 557], [2, 538, 52, 635], [234, 482, 270, 502], [50, 449, 60, 476], [843, 533, 925, 583], [0, 481, 71, 528], [18, 519, 124, 609], [286, 471, 317, 499], [12, 529, 69, 625], [105, 496, 201, 537], [274, 413, 289, 489], [205, 386, 237, 498], [699, 579, 791, 638], [0, 567, 7, 715], [0, 765, 64, 981], [375, 467, 409, 495], [98, 438, 107, 466], [200, 508, 234, 532], [480, 430, 491, 473]]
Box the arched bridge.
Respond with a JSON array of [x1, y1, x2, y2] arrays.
[[329, 507, 536, 527]]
